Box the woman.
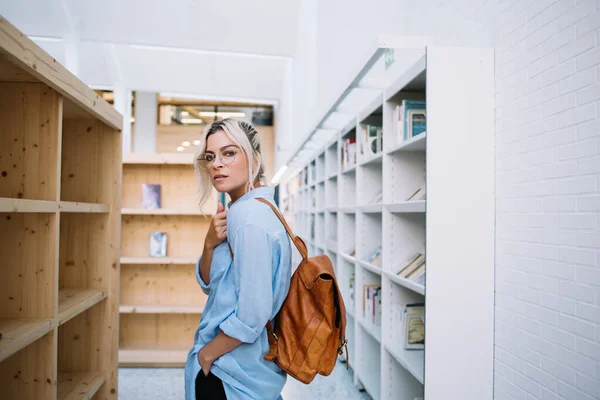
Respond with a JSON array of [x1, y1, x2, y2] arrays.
[[184, 118, 293, 400]]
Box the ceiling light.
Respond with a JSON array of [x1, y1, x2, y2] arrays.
[[193, 140, 201, 146], [271, 165, 288, 185], [199, 111, 246, 118], [181, 118, 203, 124], [182, 141, 191, 147], [176, 146, 184, 152]]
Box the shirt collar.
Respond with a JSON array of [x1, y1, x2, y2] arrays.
[[228, 186, 274, 208]]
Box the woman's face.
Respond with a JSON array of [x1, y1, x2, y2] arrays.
[[203, 129, 248, 195]]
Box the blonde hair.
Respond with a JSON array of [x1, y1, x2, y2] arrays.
[[193, 118, 266, 209]]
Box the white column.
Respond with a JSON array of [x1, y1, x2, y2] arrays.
[[113, 86, 133, 154], [133, 91, 158, 153]]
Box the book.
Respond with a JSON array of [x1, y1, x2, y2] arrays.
[[141, 184, 161, 209], [364, 246, 382, 266], [363, 284, 382, 326], [396, 253, 425, 277], [408, 109, 426, 139], [404, 304, 425, 350], [149, 232, 167, 257], [406, 186, 426, 201], [393, 100, 427, 144], [369, 189, 383, 204]]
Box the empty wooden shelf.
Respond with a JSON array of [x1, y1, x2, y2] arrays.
[[0, 17, 122, 399]]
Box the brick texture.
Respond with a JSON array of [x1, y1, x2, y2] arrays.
[[491, 0, 600, 398]]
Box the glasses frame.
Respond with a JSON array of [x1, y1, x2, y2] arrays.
[[197, 145, 239, 167]]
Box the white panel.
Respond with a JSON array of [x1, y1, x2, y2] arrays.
[[425, 46, 494, 399], [115, 45, 286, 99], [65, 0, 301, 56], [0, 0, 67, 37], [32, 37, 66, 66], [77, 41, 116, 86]]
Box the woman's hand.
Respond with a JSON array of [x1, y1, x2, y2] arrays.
[[198, 348, 214, 376], [204, 202, 227, 251]]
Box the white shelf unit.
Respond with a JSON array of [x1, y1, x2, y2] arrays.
[[279, 44, 494, 399]]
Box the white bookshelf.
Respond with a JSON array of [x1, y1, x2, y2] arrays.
[[279, 42, 494, 400]]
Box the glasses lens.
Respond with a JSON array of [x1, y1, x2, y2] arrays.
[[220, 148, 237, 165]]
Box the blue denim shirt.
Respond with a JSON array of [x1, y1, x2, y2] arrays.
[[185, 186, 292, 400]]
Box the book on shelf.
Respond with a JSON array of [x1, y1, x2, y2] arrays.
[[407, 261, 425, 285], [364, 245, 382, 267], [369, 189, 383, 204], [396, 253, 425, 278], [363, 284, 382, 326], [403, 303, 425, 350], [393, 100, 427, 145], [341, 137, 357, 170], [362, 125, 383, 158], [149, 232, 167, 257], [141, 184, 161, 209], [406, 186, 426, 201]]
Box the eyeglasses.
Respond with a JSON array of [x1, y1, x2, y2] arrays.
[[197, 146, 238, 167]]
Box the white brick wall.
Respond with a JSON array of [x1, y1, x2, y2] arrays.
[[491, 0, 600, 399]]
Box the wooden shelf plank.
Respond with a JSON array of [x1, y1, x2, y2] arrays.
[[385, 200, 426, 213], [58, 289, 107, 326], [121, 208, 209, 216], [57, 372, 105, 400], [0, 18, 122, 130], [122, 153, 194, 165], [0, 198, 58, 213], [119, 305, 204, 314], [383, 270, 425, 296], [59, 201, 110, 213], [120, 257, 197, 265], [119, 349, 189, 367], [0, 318, 54, 362]]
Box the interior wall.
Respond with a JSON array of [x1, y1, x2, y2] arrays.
[[488, 1, 600, 398]]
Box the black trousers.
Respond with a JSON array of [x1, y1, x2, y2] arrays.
[[195, 370, 227, 400]]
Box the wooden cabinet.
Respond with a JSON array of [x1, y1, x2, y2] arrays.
[[119, 153, 217, 366], [0, 17, 122, 400]]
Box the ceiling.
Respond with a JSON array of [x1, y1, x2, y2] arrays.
[[0, 0, 300, 101]]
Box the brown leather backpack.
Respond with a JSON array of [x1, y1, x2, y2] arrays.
[[230, 197, 349, 384]]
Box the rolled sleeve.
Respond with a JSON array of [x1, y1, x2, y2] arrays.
[[219, 224, 273, 344], [195, 255, 211, 295]]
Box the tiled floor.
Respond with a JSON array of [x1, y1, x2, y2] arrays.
[[118, 360, 372, 400]]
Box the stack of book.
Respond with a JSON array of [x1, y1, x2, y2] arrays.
[[363, 284, 382, 326], [341, 137, 357, 170], [395, 253, 425, 286], [392, 100, 427, 145]]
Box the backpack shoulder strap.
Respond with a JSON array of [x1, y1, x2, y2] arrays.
[[255, 198, 308, 261], [226, 198, 308, 261]]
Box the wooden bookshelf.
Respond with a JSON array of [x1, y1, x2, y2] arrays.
[[0, 17, 122, 400], [280, 45, 494, 400], [119, 153, 216, 366]]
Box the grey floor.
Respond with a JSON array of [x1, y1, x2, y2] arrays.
[[118, 360, 371, 400]]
